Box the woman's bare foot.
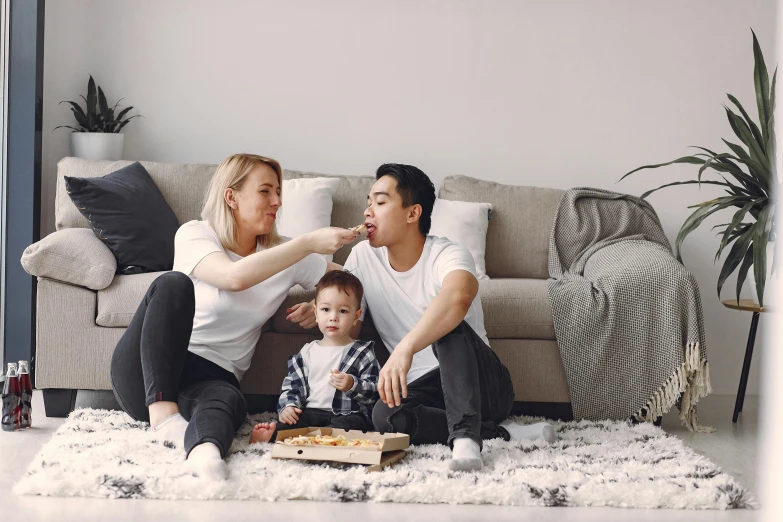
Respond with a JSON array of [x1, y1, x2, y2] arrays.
[[249, 422, 277, 444]]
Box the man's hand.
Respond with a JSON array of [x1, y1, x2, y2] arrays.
[[286, 301, 316, 329], [279, 405, 302, 425], [378, 346, 413, 407], [329, 370, 355, 392]]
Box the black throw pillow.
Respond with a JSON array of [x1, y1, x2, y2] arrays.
[[65, 162, 180, 275]]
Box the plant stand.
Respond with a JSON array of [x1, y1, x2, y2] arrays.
[[721, 299, 773, 423]]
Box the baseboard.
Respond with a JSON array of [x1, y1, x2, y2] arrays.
[[247, 394, 574, 421], [57, 390, 576, 423], [245, 394, 280, 414], [509, 401, 574, 421]]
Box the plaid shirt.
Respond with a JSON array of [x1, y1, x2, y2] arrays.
[[277, 340, 379, 420]]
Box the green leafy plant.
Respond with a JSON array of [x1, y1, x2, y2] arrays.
[[620, 30, 777, 306], [54, 75, 139, 133]]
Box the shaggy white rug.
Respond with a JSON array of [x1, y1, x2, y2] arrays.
[[13, 408, 754, 509]]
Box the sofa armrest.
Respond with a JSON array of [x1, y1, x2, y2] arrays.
[[21, 229, 117, 290]]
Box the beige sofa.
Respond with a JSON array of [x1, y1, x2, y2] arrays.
[[26, 157, 572, 418]]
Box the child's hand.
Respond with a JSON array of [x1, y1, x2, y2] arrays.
[[279, 406, 302, 425], [329, 369, 355, 392]]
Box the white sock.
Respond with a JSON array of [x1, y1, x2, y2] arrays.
[[151, 413, 188, 446], [187, 442, 228, 481], [500, 420, 557, 443], [448, 437, 483, 471]]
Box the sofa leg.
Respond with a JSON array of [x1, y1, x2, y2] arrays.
[[43, 389, 77, 418]]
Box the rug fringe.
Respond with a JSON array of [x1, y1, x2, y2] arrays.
[[634, 341, 715, 433]]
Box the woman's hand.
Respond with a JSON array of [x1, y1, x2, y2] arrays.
[[304, 227, 357, 255], [279, 406, 302, 425], [286, 301, 316, 329]]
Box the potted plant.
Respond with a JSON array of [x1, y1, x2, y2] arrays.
[[54, 75, 139, 161], [620, 30, 777, 306]]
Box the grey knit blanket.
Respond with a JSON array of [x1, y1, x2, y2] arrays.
[[547, 188, 713, 432]]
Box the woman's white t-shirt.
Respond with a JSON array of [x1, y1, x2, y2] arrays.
[[343, 236, 489, 384], [173, 220, 327, 381]]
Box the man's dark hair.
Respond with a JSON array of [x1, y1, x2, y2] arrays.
[[375, 163, 436, 235], [315, 270, 364, 309]]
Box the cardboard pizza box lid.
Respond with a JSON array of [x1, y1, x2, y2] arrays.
[[271, 427, 410, 469]]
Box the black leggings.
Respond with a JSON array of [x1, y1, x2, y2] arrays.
[[110, 272, 248, 458]]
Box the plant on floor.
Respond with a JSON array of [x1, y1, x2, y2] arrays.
[[620, 30, 777, 306], [54, 75, 139, 133]]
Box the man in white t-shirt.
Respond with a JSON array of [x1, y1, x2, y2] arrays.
[[344, 164, 546, 472]]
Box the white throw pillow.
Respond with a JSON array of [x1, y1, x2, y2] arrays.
[[276, 177, 341, 260], [429, 199, 492, 280]]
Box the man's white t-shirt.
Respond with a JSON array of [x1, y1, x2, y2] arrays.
[[299, 341, 353, 409], [343, 236, 489, 383], [173, 220, 327, 381]]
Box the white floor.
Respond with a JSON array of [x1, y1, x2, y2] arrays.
[[0, 392, 760, 521]]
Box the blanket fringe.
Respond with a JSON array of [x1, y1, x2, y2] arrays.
[[634, 341, 715, 433]]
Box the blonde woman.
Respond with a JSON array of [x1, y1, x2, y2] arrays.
[[110, 154, 356, 480]]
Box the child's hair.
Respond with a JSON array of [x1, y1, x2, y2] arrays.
[[315, 270, 364, 309]]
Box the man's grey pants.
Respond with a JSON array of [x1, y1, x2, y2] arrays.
[[372, 321, 514, 450]]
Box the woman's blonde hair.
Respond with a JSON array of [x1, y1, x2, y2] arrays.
[[201, 153, 283, 252]]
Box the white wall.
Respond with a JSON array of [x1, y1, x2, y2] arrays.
[[42, 0, 776, 396]]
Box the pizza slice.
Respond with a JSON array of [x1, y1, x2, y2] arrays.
[[281, 432, 382, 449], [351, 223, 368, 236]]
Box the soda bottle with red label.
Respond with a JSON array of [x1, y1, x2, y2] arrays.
[[18, 361, 32, 429], [2, 363, 21, 431]]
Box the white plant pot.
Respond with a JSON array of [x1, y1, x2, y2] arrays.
[[746, 241, 778, 306], [69, 132, 124, 161]]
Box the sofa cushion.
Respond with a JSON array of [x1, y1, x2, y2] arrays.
[[96, 271, 278, 330], [439, 176, 564, 279], [56, 157, 217, 231], [96, 272, 168, 327], [480, 278, 555, 340], [65, 162, 180, 274], [429, 199, 492, 280], [276, 177, 342, 261], [284, 170, 375, 266], [56, 159, 376, 267], [21, 229, 117, 290], [95, 273, 552, 341]]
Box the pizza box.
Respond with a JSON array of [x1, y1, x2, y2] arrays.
[[271, 427, 410, 471]]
